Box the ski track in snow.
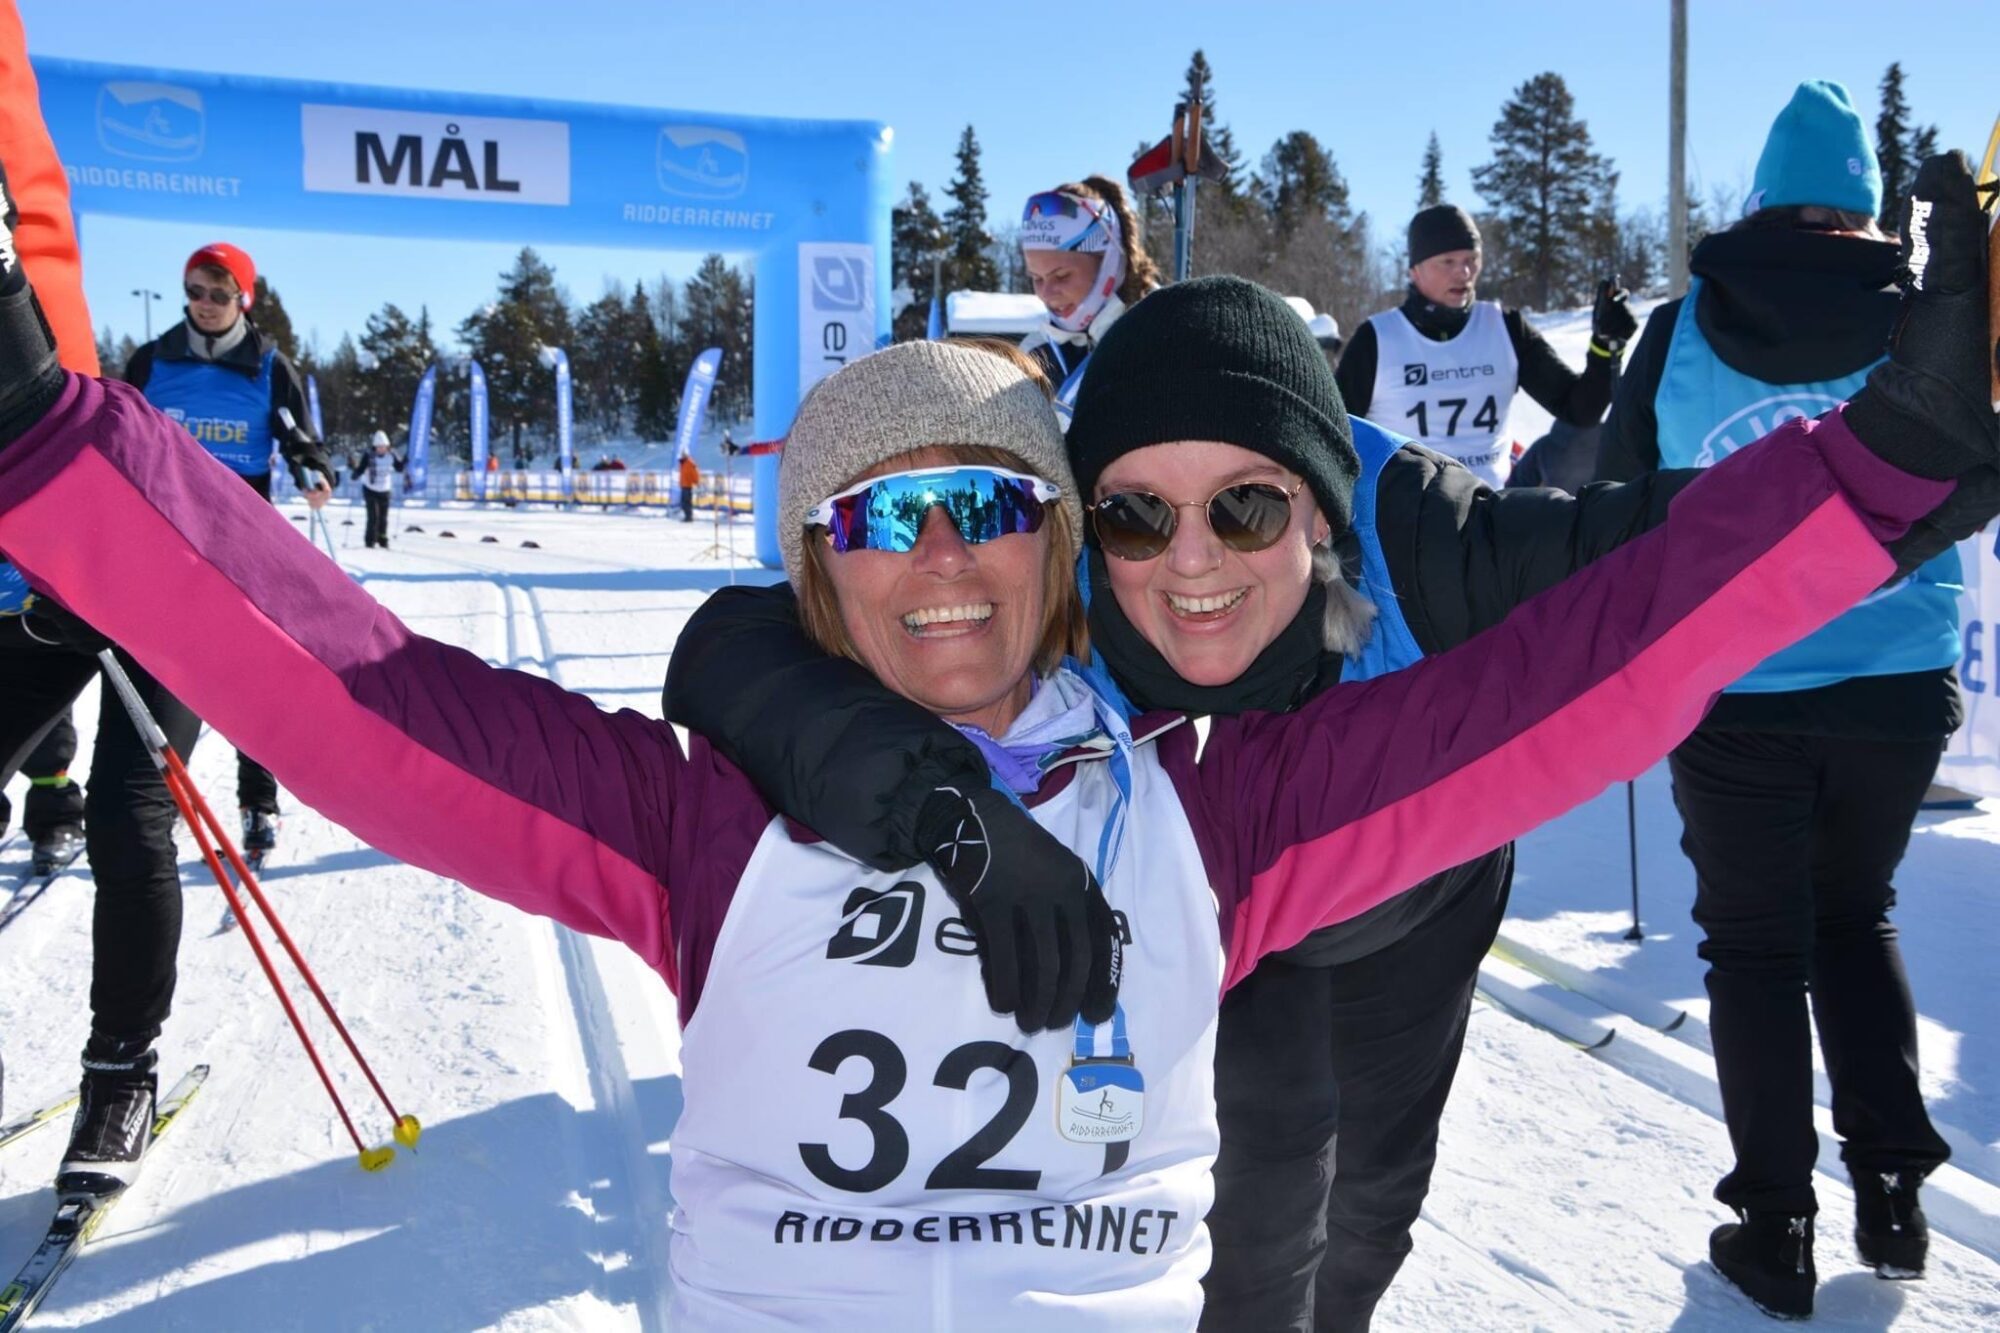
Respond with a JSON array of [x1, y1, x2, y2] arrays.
[[2, 414, 1996, 1328]]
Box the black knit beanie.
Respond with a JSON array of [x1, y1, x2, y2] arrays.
[[1066, 275, 1359, 535], [1407, 204, 1481, 265]]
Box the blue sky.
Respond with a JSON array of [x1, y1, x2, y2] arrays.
[[19, 0, 1997, 354]]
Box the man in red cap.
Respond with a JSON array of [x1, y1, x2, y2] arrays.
[[123, 241, 331, 860]]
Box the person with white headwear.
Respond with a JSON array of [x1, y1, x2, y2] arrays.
[[1017, 177, 1162, 429], [351, 428, 405, 548]]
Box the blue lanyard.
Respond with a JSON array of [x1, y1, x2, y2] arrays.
[[1073, 1003, 1131, 1061]]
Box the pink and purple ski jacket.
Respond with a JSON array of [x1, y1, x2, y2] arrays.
[[0, 372, 1951, 1005]]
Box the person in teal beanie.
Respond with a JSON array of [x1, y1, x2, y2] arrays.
[[1597, 83, 1959, 1319]]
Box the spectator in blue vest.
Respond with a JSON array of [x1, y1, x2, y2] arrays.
[[123, 242, 330, 855], [1596, 82, 1962, 1319]]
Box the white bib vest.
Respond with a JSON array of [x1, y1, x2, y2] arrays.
[[1365, 302, 1520, 487], [669, 738, 1225, 1330]]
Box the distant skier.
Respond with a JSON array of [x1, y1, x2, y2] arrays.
[[1334, 203, 1636, 486], [1017, 175, 1162, 428], [351, 429, 404, 548], [1596, 82, 1971, 1320]]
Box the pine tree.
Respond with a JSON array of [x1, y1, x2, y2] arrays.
[[630, 282, 676, 441], [356, 302, 440, 450], [893, 181, 949, 342], [1260, 131, 1356, 236], [457, 247, 574, 464], [251, 276, 302, 365], [677, 254, 754, 424], [1471, 72, 1618, 310], [1874, 63, 1912, 229], [942, 125, 999, 293], [1417, 132, 1445, 210]]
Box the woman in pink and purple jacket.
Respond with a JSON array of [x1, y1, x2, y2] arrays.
[[0, 157, 1991, 1330]]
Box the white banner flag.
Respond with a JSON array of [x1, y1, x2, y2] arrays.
[[1940, 523, 2000, 799]]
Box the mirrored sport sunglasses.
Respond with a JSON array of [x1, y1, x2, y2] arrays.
[[1090, 477, 1307, 561], [184, 282, 240, 307], [807, 466, 1063, 555]]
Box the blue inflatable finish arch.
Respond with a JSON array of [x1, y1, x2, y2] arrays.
[[33, 58, 894, 567]]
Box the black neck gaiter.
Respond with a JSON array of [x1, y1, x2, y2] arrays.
[[1400, 285, 1473, 340]]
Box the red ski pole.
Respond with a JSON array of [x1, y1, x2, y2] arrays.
[[160, 744, 420, 1150], [96, 650, 407, 1170]]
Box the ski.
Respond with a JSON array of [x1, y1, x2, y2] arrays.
[[1475, 958, 1616, 1051], [1490, 933, 1690, 1033], [0, 845, 84, 936], [0, 1064, 210, 1332], [0, 1094, 78, 1155]]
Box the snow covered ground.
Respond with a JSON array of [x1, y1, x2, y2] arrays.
[[3, 327, 1997, 1330]]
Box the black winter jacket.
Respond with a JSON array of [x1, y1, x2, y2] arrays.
[[1594, 227, 1962, 741], [663, 444, 1697, 966]]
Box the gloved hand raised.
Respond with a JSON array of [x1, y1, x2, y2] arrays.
[[1590, 276, 1639, 357], [1845, 151, 1998, 479], [917, 783, 1121, 1034]]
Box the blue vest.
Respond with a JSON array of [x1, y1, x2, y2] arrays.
[[0, 560, 31, 616], [143, 350, 278, 476], [1653, 281, 1960, 692], [1341, 418, 1428, 683]]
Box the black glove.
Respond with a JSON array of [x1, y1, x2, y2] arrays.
[[1886, 461, 2000, 579], [917, 784, 1121, 1034], [0, 158, 64, 447], [1590, 277, 1638, 356], [1845, 151, 1997, 480]]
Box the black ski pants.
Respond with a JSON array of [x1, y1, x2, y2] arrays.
[[0, 707, 83, 840], [363, 487, 390, 546], [1669, 728, 1952, 1217], [1, 621, 203, 1044], [1202, 853, 1511, 1332]]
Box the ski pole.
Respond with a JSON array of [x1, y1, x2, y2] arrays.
[[1623, 780, 1644, 941], [95, 650, 414, 1169], [158, 740, 420, 1151]]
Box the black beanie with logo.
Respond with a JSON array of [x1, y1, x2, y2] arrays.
[[1065, 275, 1359, 535], [1407, 204, 1481, 266]]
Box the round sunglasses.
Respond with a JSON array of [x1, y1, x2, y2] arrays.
[[1090, 477, 1306, 561]]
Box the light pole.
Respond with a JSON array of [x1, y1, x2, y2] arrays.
[[131, 288, 162, 343]]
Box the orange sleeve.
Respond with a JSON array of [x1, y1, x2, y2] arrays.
[[0, 1, 97, 375]]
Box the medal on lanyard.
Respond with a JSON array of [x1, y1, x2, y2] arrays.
[[1057, 1003, 1144, 1144]]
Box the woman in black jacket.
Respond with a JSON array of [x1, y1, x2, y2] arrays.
[[664, 277, 1701, 1331]]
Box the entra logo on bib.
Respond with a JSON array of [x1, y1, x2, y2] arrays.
[[1403, 363, 1428, 387], [826, 883, 925, 968]]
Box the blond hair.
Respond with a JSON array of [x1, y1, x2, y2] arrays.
[[1053, 176, 1161, 306]]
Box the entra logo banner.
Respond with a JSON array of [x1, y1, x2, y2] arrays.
[[301, 104, 570, 206]]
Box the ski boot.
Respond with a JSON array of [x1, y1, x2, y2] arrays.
[[57, 1036, 158, 1196], [1710, 1211, 1815, 1320], [1854, 1170, 1929, 1279], [29, 823, 84, 877], [242, 808, 279, 859]]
